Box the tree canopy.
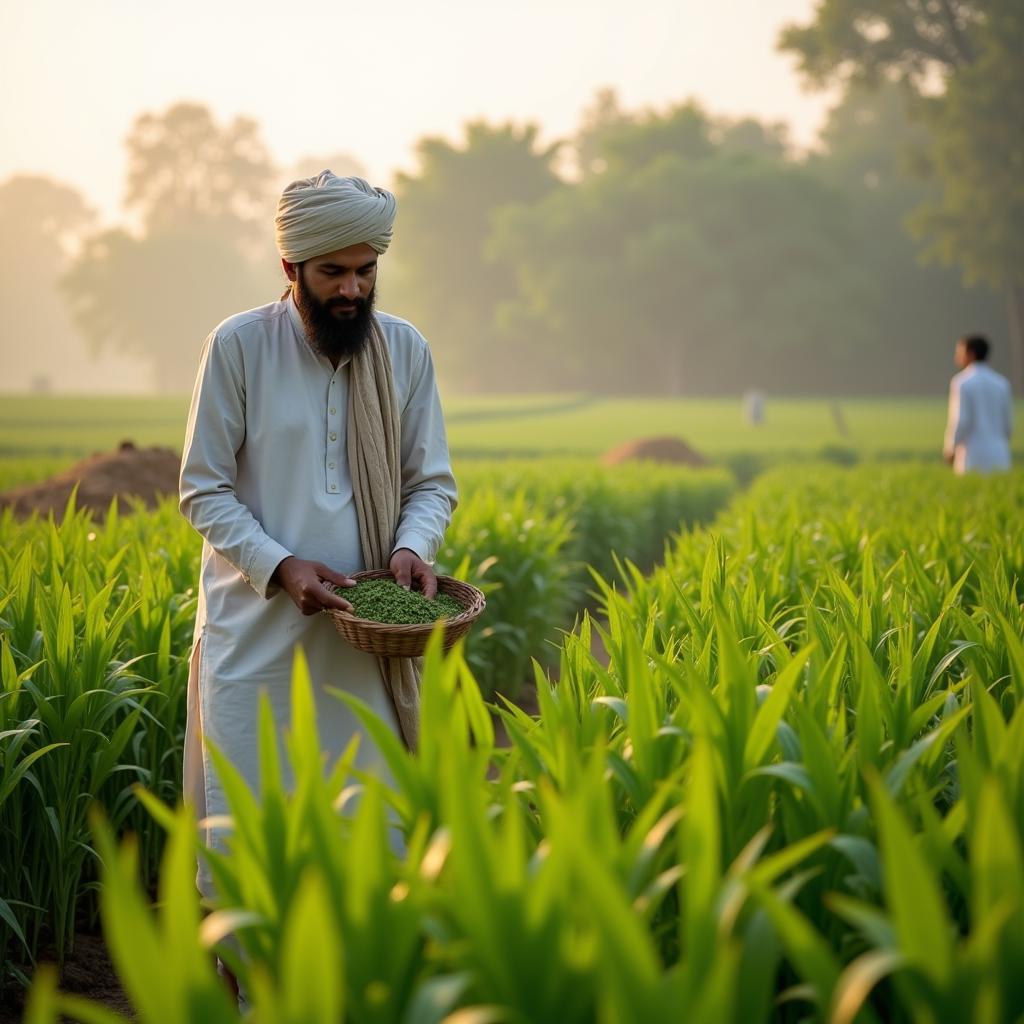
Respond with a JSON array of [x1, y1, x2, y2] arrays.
[[0, 176, 96, 390], [386, 122, 561, 389], [19, 66, 1014, 396], [781, 0, 1023, 388], [61, 103, 281, 392], [778, 0, 982, 87]]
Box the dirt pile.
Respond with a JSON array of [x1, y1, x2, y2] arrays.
[[0, 441, 182, 520], [601, 435, 708, 468]]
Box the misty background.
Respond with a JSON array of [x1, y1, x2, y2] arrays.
[[2, 0, 1021, 398]]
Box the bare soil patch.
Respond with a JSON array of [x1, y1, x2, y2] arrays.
[[601, 435, 708, 467], [0, 442, 181, 520], [0, 933, 133, 1023]]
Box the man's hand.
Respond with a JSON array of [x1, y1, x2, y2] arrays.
[[390, 548, 437, 598], [272, 557, 356, 615]]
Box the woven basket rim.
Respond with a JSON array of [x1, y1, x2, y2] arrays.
[[326, 570, 485, 633]]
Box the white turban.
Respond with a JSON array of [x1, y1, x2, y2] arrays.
[[275, 170, 397, 263]]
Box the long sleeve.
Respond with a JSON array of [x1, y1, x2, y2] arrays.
[[179, 331, 293, 597], [392, 342, 457, 563], [952, 379, 974, 448], [1003, 381, 1014, 441], [943, 378, 960, 458]]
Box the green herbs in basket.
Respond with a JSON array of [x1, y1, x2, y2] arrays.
[[334, 578, 464, 625]]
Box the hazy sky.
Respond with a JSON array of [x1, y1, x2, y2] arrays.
[[1, 0, 832, 223]]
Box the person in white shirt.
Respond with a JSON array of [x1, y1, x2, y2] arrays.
[[943, 335, 1013, 474], [179, 172, 457, 920]]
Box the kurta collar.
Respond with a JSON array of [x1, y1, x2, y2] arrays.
[[286, 292, 354, 370]]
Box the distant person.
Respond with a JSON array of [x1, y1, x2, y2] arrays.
[[943, 335, 1013, 474], [743, 389, 765, 426]]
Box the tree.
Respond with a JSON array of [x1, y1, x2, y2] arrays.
[[0, 176, 96, 390], [573, 88, 629, 177], [779, 0, 982, 88], [386, 122, 561, 390], [62, 226, 276, 392], [712, 117, 790, 162], [577, 98, 715, 178], [123, 102, 274, 244], [490, 151, 878, 394], [908, 0, 1024, 389], [780, 0, 1023, 388], [811, 83, 1005, 391], [63, 103, 280, 392]]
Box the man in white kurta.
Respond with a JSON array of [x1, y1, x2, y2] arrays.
[[943, 335, 1013, 474], [179, 172, 457, 901]]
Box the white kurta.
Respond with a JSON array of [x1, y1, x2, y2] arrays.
[[944, 363, 1013, 474], [179, 296, 456, 895]]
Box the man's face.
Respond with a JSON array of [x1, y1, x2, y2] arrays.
[[285, 242, 379, 361], [955, 340, 970, 369]]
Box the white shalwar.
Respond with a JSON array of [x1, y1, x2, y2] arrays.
[[944, 363, 1014, 475], [179, 296, 456, 897]]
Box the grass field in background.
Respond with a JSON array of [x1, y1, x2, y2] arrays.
[[2, 394, 1020, 478]]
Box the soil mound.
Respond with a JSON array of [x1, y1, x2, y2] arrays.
[[0, 441, 182, 520], [601, 436, 708, 468]]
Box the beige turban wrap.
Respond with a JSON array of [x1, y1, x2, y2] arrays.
[[275, 170, 397, 263]]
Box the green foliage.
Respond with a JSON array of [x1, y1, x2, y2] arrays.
[[581, 98, 715, 176], [60, 102, 281, 393], [25, 463, 1024, 1022], [782, 0, 1024, 390], [813, 82, 1007, 392], [388, 121, 561, 391], [490, 146, 884, 394], [778, 0, 981, 88], [383, 78, 1005, 396], [121, 102, 274, 238], [0, 501, 198, 984], [908, 0, 1024, 292], [0, 460, 728, 990], [62, 226, 277, 393], [6, 68, 1014, 399], [439, 464, 733, 697], [9, 395, 1024, 474], [0, 176, 96, 393]]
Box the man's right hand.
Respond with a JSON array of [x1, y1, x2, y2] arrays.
[[271, 557, 356, 615]]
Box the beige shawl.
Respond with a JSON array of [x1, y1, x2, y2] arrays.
[[346, 316, 422, 750]]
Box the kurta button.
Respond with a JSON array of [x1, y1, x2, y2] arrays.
[[328, 462, 335, 469], [329, 432, 337, 441], [329, 407, 336, 414], [330, 483, 338, 491]]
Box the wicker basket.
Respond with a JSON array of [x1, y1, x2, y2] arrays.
[[327, 569, 486, 657]]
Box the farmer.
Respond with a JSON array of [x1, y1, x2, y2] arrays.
[[179, 171, 457, 902], [942, 335, 1013, 474]]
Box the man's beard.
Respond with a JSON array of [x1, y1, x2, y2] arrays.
[[294, 268, 376, 362]]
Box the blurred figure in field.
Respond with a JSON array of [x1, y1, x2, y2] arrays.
[[943, 335, 1013, 474], [743, 389, 765, 426]]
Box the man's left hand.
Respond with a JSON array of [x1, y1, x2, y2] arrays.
[[390, 548, 437, 598]]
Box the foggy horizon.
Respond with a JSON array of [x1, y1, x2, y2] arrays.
[[1, 0, 831, 226], [1, 0, 1017, 398]]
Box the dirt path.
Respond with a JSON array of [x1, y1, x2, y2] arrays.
[[1, 934, 134, 1023]]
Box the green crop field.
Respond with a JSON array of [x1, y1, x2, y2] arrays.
[[2, 393, 1021, 473], [2, 390, 1023, 1021], [7, 462, 1022, 1022]]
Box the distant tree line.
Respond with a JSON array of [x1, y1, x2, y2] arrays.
[[1, 0, 1018, 395]]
